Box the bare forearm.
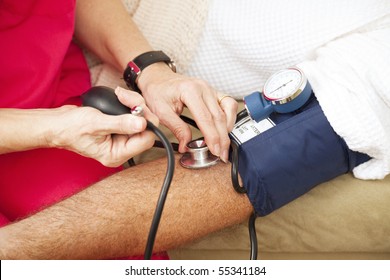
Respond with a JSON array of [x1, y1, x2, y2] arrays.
[[0, 108, 58, 154], [74, 0, 153, 71], [0, 155, 252, 259]]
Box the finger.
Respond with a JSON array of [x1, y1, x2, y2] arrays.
[[218, 95, 238, 131], [98, 114, 147, 135], [102, 134, 133, 167], [137, 105, 159, 127], [159, 110, 192, 153], [124, 130, 156, 155], [182, 90, 222, 158], [202, 93, 233, 162], [115, 86, 145, 107], [101, 131, 155, 167], [115, 86, 159, 127]]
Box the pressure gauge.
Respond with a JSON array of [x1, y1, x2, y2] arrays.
[[244, 67, 312, 122]]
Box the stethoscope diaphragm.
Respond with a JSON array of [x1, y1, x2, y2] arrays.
[[180, 139, 219, 169]]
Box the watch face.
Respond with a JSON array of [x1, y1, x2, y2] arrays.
[[263, 68, 304, 102]]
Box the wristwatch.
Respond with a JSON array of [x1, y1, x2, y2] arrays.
[[244, 67, 313, 122], [123, 50, 176, 93]]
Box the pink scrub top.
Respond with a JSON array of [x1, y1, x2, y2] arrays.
[[0, 0, 169, 260], [0, 0, 122, 223]]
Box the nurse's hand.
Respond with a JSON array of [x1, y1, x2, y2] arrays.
[[50, 87, 158, 167], [138, 63, 238, 162]]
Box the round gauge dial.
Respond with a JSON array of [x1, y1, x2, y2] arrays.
[[263, 68, 305, 102], [243, 66, 312, 122]]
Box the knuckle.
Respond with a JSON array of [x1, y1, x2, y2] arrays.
[[150, 116, 160, 127], [177, 79, 197, 92], [99, 157, 112, 167], [131, 93, 146, 105], [116, 116, 128, 134], [154, 106, 166, 118], [206, 133, 220, 146], [100, 154, 123, 168], [171, 125, 186, 140], [212, 109, 227, 123], [117, 117, 126, 134], [145, 135, 156, 149], [197, 110, 213, 123], [194, 78, 209, 88], [177, 79, 207, 96], [229, 99, 239, 111], [221, 135, 231, 147]]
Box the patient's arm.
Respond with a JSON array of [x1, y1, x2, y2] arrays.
[[0, 154, 252, 259]]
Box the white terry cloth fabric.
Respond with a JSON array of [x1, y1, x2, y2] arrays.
[[187, 0, 390, 179], [299, 18, 390, 180]]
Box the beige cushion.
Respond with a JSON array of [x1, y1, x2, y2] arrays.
[[169, 172, 390, 259]]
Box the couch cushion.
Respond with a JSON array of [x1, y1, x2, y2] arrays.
[[170, 172, 390, 257]]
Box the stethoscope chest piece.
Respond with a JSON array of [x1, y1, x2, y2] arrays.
[[180, 139, 219, 169]]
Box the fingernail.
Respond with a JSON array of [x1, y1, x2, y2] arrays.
[[221, 149, 229, 163], [133, 118, 144, 131], [115, 86, 126, 96], [213, 144, 221, 157]]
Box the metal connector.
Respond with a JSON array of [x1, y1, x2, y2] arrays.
[[131, 106, 144, 117]]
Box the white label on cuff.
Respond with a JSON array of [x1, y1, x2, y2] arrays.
[[230, 116, 275, 145]]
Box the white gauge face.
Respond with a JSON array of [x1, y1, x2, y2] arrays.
[[263, 68, 303, 101]]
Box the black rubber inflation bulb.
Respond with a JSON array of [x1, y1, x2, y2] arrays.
[[81, 86, 131, 116]]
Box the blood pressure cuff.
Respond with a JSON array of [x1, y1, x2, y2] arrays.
[[234, 96, 369, 216]]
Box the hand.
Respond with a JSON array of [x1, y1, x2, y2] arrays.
[[138, 64, 238, 162], [49, 88, 159, 167]]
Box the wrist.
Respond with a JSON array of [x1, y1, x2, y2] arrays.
[[123, 51, 176, 94], [20, 108, 64, 150], [34, 107, 67, 149], [137, 62, 173, 93], [44, 106, 80, 150]]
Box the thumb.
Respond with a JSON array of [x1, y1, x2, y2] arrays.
[[99, 114, 147, 135]]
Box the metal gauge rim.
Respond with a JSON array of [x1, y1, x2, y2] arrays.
[[263, 67, 307, 105]]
